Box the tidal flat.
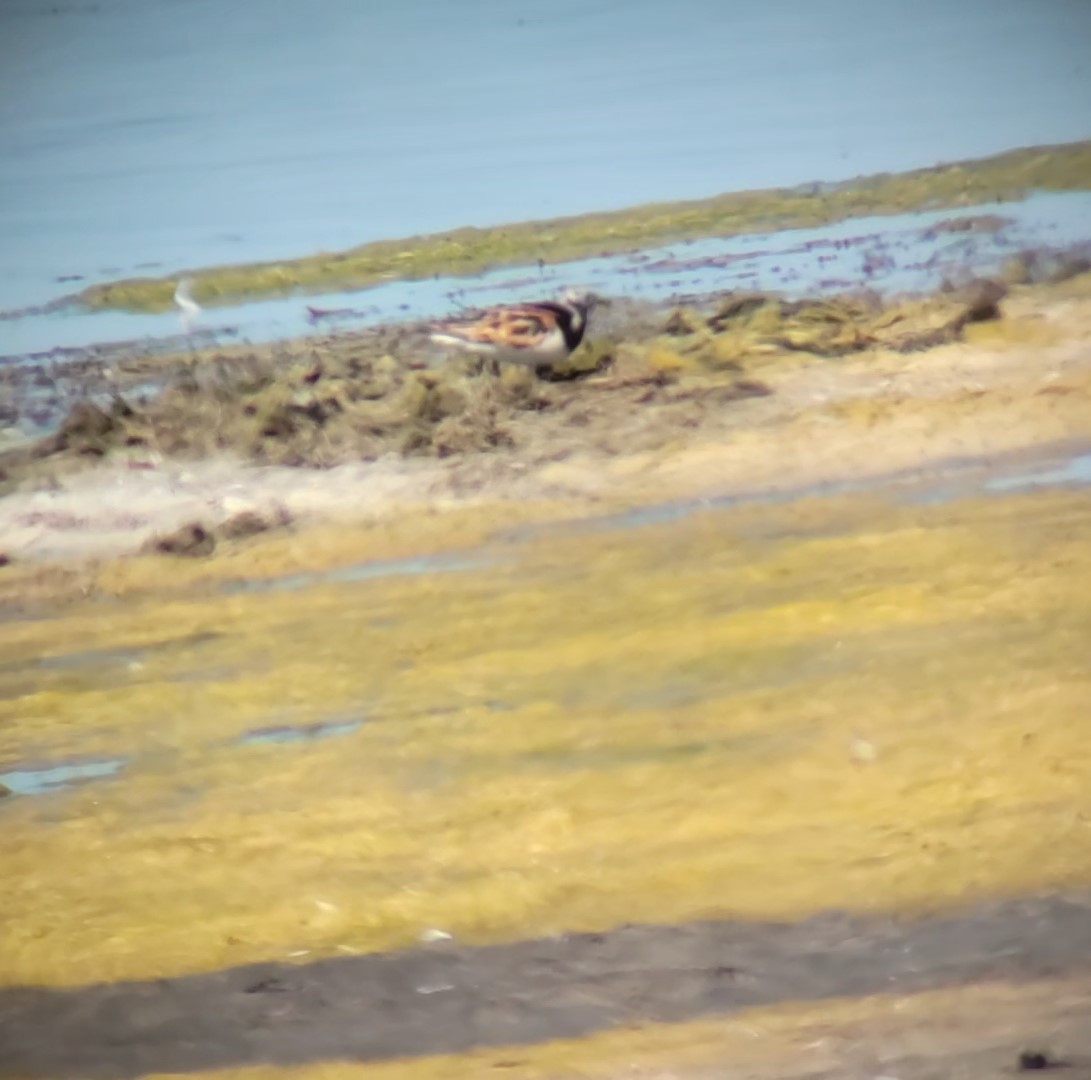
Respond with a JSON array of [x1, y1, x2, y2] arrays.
[[3, 470, 1091, 984], [2, 272, 1090, 937], [2, 226, 1091, 1079]]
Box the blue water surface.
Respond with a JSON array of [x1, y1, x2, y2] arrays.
[[2, 0, 1090, 320]]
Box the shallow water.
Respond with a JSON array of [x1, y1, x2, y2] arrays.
[[237, 718, 363, 747], [5, 192, 1091, 361], [985, 450, 1091, 492], [496, 443, 1091, 544], [0, 630, 221, 673], [0, 756, 125, 796], [3, 0, 1091, 339], [221, 550, 496, 595]]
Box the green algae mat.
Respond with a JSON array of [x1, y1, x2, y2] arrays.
[[2, 476, 1090, 988]]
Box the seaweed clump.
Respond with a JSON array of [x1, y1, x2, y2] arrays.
[[651, 279, 1006, 370], [3, 275, 1019, 480], [19, 339, 539, 473]]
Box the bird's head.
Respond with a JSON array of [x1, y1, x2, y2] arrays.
[[561, 288, 607, 318]]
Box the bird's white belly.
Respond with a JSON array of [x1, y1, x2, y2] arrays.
[[431, 327, 569, 366]]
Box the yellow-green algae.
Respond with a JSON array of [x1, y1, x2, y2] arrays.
[[78, 139, 1091, 312], [2, 480, 1090, 988]]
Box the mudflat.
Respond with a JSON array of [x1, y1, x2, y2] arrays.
[[2, 272, 1090, 1080]]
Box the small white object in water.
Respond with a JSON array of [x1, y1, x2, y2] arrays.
[[174, 277, 201, 334]]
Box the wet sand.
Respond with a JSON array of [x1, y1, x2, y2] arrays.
[[2, 894, 1090, 1078]]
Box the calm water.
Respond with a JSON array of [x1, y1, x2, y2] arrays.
[[5, 191, 1091, 360], [2, 0, 1090, 338]]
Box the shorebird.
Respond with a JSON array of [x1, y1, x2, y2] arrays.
[[428, 290, 599, 368], [173, 277, 201, 335]]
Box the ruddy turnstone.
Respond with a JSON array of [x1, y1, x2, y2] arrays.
[[429, 290, 598, 368]]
